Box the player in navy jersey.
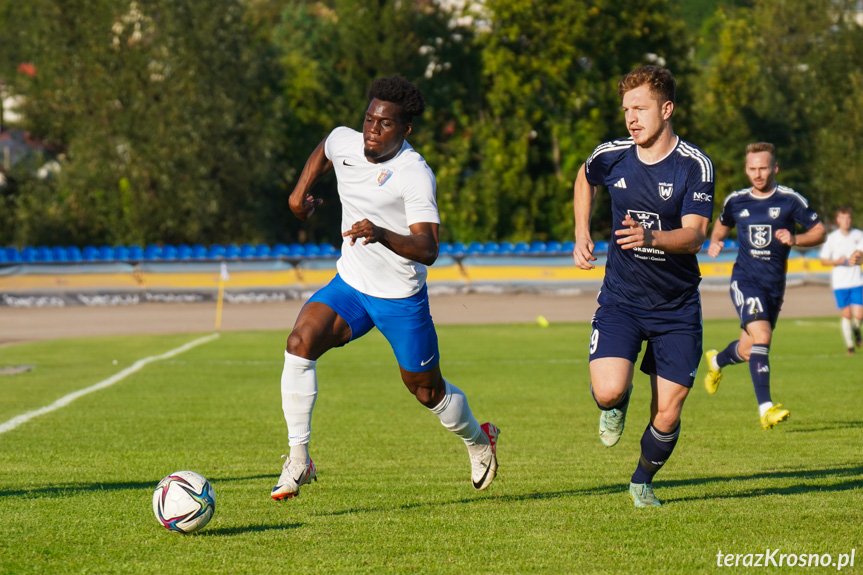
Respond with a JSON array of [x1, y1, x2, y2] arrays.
[[573, 66, 714, 508], [703, 142, 825, 429]]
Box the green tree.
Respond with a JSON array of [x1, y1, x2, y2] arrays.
[[1, 0, 280, 247]]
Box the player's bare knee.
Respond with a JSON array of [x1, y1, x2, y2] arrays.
[[285, 329, 313, 358], [592, 386, 627, 409]]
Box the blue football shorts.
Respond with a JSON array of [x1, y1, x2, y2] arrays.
[[730, 279, 783, 329], [307, 274, 440, 373], [588, 297, 702, 388], [833, 286, 863, 309]]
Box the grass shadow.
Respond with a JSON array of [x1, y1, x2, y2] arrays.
[[200, 522, 302, 536]]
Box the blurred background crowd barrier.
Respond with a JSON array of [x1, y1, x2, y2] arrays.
[[0, 241, 832, 307]]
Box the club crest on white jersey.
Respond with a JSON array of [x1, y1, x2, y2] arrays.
[[377, 169, 393, 186], [749, 224, 772, 248]]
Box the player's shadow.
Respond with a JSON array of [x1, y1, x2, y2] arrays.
[[784, 421, 863, 433], [317, 464, 863, 516], [661, 464, 863, 503], [0, 479, 157, 499]]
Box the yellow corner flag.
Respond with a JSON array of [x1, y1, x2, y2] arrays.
[[215, 262, 229, 330]]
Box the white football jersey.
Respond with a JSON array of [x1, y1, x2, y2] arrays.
[[819, 228, 863, 289], [324, 126, 440, 298]]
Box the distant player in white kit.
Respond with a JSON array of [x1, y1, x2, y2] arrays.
[[819, 207, 863, 354], [272, 76, 499, 500]]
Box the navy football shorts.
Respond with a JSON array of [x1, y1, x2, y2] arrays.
[[729, 279, 783, 329], [588, 297, 703, 388], [307, 274, 440, 373]]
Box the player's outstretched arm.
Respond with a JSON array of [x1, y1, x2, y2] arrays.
[[776, 222, 826, 248], [343, 220, 439, 266], [573, 164, 598, 270], [289, 137, 331, 221], [616, 213, 709, 254], [707, 220, 732, 258]]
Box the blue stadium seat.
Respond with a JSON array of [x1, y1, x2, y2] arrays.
[[271, 243, 288, 258], [176, 244, 192, 260], [593, 240, 609, 254], [545, 241, 562, 254], [287, 243, 305, 257], [82, 246, 99, 261], [497, 242, 514, 255], [319, 243, 338, 257], [207, 244, 225, 259], [513, 242, 529, 254], [450, 242, 467, 256], [0, 250, 5, 263], [438, 242, 452, 256], [725, 239, 739, 249], [66, 246, 82, 261], [529, 241, 546, 254], [224, 244, 240, 259], [239, 243, 255, 259], [113, 246, 129, 261], [483, 241, 500, 255], [255, 244, 271, 258], [4, 247, 21, 262], [20, 246, 37, 262], [128, 245, 144, 260], [51, 246, 67, 261], [161, 245, 178, 260], [562, 241, 575, 253], [466, 241, 484, 255], [36, 246, 53, 262], [98, 245, 114, 261], [144, 244, 162, 260], [191, 244, 207, 259], [303, 244, 321, 258]]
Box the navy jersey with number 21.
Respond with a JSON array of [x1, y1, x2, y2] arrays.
[[585, 137, 715, 310]]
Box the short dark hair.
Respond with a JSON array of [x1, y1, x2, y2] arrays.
[[745, 142, 777, 163], [618, 65, 676, 105], [836, 205, 853, 216], [366, 76, 426, 122]]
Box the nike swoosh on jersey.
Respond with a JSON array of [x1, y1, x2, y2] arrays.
[[342, 159, 355, 166], [420, 354, 435, 366]]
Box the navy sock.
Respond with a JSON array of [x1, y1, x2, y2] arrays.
[[716, 341, 745, 368], [749, 344, 772, 404], [591, 384, 631, 411], [631, 423, 680, 485]]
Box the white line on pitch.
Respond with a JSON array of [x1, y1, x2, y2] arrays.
[[0, 333, 220, 435]]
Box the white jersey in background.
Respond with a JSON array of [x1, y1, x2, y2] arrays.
[[324, 126, 440, 299], [819, 228, 863, 289]]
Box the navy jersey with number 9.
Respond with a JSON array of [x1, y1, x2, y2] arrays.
[[585, 137, 714, 310]]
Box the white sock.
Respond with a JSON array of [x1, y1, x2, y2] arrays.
[[841, 318, 854, 348], [281, 351, 317, 464], [759, 401, 774, 417], [710, 354, 720, 371], [429, 380, 484, 447]]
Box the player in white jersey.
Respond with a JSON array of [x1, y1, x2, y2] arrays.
[[272, 76, 498, 501], [819, 207, 863, 354]]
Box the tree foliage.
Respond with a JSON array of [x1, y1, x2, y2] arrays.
[[1, 0, 862, 247]]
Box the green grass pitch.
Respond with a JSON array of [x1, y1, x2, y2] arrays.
[[0, 318, 861, 574]]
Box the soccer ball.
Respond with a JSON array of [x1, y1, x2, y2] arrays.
[[152, 470, 216, 534]]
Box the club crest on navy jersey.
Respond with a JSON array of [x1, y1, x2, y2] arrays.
[[769, 207, 781, 219], [377, 169, 393, 186], [658, 182, 673, 200], [628, 209, 662, 231], [749, 224, 772, 248]]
